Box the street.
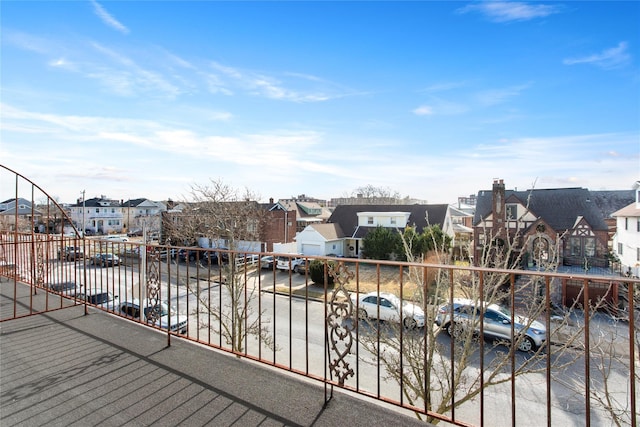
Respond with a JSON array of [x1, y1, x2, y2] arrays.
[[43, 256, 635, 427]]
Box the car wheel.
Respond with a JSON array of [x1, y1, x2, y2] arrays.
[[517, 336, 536, 352], [357, 308, 368, 320], [403, 317, 417, 330]]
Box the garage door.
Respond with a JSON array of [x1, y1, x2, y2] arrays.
[[301, 244, 321, 256]]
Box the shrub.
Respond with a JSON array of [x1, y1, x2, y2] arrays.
[[309, 259, 336, 286]]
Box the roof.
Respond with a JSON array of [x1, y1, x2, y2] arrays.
[[328, 204, 449, 238], [0, 198, 42, 216], [71, 197, 121, 208], [612, 202, 640, 218], [474, 187, 609, 231], [590, 190, 636, 219], [307, 223, 345, 240], [274, 199, 332, 221]]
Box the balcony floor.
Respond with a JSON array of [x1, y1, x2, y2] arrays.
[[0, 298, 429, 426]]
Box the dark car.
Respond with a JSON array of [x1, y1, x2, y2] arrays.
[[91, 253, 120, 267], [201, 249, 230, 266], [178, 248, 200, 263], [127, 229, 143, 237], [57, 246, 84, 261]]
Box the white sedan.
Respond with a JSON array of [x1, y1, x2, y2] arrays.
[[350, 291, 425, 329]]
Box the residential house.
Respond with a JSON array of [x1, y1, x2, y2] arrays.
[[69, 196, 124, 235], [121, 198, 167, 235], [0, 198, 43, 232], [612, 182, 640, 277], [262, 200, 297, 252], [273, 196, 332, 233], [295, 204, 448, 258], [473, 179, 623, 269], [443, 205, 474, 262]]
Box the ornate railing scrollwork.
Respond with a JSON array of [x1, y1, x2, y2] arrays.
[[145, 250, 161, 325], [326, 261, 356, 386]]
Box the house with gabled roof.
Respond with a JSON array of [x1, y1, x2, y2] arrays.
[[272, 197, 332, 233], [68, 196, 123, 235], [121, 198, 167, 235], [0, 198, 43, 232], [295, 204, 448, 258], [472, 179, 630, 270], [611, 181, 640, 277]]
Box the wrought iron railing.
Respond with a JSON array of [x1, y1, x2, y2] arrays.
[[0, 164, 637, 426], [1, 233, 637, 427]]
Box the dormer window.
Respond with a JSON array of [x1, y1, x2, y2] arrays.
[[367, 217, 374, 225]]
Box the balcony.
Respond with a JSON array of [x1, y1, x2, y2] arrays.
[[1, 233, 638, 427]]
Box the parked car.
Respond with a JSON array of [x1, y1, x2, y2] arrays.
[[91, 253, 120, 267], [103, 235, 129, 242], [118, 299, 188, 334], [260, 256, 274, 269], [48, 281, 80, 296], [350, 291, 425, 329], [275, 256, 305, 272], [435, 298, 546, 352], [75, 288, 118, 310], [57, 246, 84, 261], [178, 248, 200, 263], [127, 229, 143, 237]]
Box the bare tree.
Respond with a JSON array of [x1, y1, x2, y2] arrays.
[[346, 210, 632, 424], [163, 179, 275, 354], [344, 184, 404, 205]]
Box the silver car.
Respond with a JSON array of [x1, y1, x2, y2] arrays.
[[435, 298, 546, 352], [351, 291, 425, 329]]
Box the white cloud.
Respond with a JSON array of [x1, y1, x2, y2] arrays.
[[475, 83, 532, 106], [457, 2, 560, 23], [91, 1, 130, 34], [563, 42, 631, 69], [413, 105, 434, 116]]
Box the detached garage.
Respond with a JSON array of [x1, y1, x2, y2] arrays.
[[301, 244, 322, 256], [296, 223, 345, 257]]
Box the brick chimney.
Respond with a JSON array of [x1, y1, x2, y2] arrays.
[[492, 179, 506, 237]]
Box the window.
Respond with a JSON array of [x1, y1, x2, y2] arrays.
[[506, 204, 517, 220], [484, 310, 506, 323], [618, 243, 623, 255], [625, 218, 629, 230], [390, 217, 396, 225], [367, 217, 374, 225], [637, 219, 640, 232], [637, 248, 640, 262], [570, 237, 582, 257], [584, 238, 595, 257], [95, 208, 99, 213]]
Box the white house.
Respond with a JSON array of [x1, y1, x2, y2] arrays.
[[122, 198, 167, 234], [68, 196, 124, 235], [612, 182, 640, 277]]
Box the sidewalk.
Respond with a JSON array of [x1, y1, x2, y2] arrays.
[[0, 303, 430, 427]]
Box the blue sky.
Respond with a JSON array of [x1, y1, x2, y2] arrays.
[[1, 1, 639, 204]]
